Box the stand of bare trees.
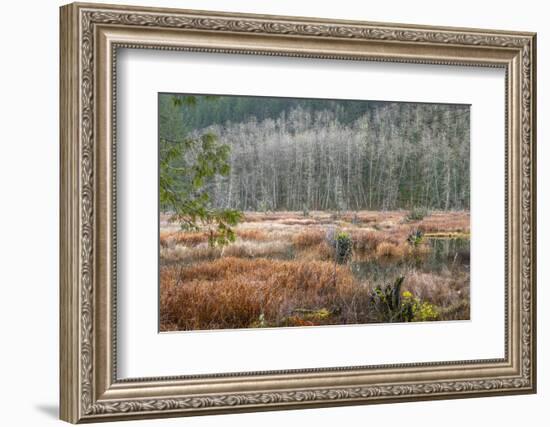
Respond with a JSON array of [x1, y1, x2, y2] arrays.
[[194, 102, 469, 212]]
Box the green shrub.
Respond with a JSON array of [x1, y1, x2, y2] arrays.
[[324, 228, 353, 264], [335, 232, 353, 264]]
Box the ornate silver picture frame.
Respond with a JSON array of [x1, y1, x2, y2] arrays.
[[60, 2, 536, 423]]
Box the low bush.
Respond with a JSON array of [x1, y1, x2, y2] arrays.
[[334, 232, 353, 264]]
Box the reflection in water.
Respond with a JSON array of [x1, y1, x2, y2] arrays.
[[426, 238, 470, 269], [350, 238, 470, 283]]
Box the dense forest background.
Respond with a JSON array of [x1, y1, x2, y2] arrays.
[[159, 94, 470, 212]]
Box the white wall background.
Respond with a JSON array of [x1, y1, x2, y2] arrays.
[[0, 0, 545, 426]]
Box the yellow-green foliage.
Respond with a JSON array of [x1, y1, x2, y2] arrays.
[[414, 301, 439, 321], [402, 290, 413, 299], [402, 291, 440, 322]]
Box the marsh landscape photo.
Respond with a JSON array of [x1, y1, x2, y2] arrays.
[[158, 94, 470, 332]]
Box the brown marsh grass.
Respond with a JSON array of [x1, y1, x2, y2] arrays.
[[291, 229, 325, 249], [160, 257, 358, 331], [160, 210, 470, 330]]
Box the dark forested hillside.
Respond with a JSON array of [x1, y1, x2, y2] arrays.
[[159, 94, 470, 212], [165, 94, 389, 130]]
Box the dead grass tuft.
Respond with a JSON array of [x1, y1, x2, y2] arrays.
[[236, 229, 270, 241], [298, 242, 334, 261], [375, 242, 408, 259], [350, 229, 383, 253], [173, 231, 210, 246], [292, 229, 325, 249]]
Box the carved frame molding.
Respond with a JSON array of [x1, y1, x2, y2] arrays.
[[60, 2, 536, 423]]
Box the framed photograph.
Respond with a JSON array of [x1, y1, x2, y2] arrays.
[[60, 2, 537, 423]]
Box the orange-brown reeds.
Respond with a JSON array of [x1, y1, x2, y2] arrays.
[[417, 211, 470, 234], [349, 229, 383, 253], [236, 229, 269, 241], [297, 241, 334, 261], [159, 231, 173, 248], [291, 229, 325, 249], [159, 210, 471, 329], [375, 241, 408, 259], [158, 230, 211, 248], [160, 257, 357, 331], [173, 231, 210, 246]]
